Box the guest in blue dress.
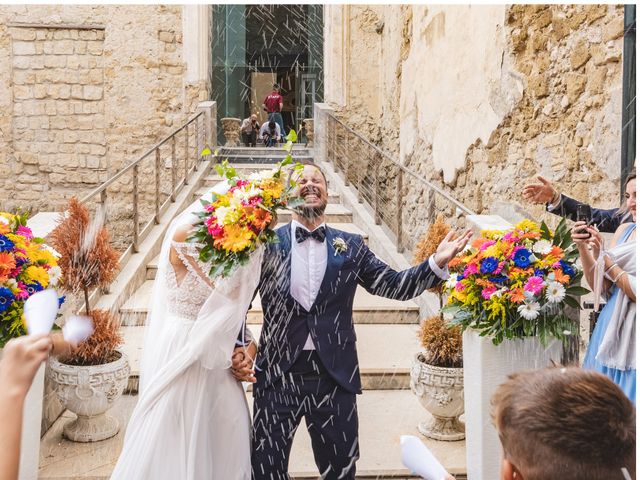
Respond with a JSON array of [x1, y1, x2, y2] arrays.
[[572, 173, 636, 404]]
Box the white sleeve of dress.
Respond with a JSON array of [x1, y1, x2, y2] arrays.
[[171, 241, 214, 288]]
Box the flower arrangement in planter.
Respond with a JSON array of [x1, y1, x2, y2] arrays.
[[442, 219, 588, 346], [410, 216, 465, 440], [0, 211, 64, 346], [47, 198, 130, 442]]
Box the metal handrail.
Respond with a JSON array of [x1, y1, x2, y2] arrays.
[[327, 113, 475, 216], [80, 111, 204, 203], [323, 111, 476, 254], [80, 110, 207, 263]]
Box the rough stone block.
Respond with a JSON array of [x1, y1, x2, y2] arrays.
[[58, 84, 71, 99], [71, 84, 83, 99], [87, 40, 103, 55], [528, 74, 548, 98], [35, 42, 44, 55], [66, 55, 81, 69], [33, 85, 47, 99], [566, 73, 586, 102], [586, 4, 608, 25], [79, 30, 98, 40], [570, 41, 591, 69], [16, 152, 38, 165], [11, 28, 36, 41], [44, 55, 66, 68], [604, 18, 624, 41], [13, 41, 36, 55], [12, 56, 31, 69], [53, 40, 75, 55], [36, 30, 46, 40], [14, 85, 33, 100], [89, 69, 102, 84], [53, 30, 69, 40], [158, 30, 175, 43], [83, 85, 103, 100], [45, 101, 57, 115], [75, 41, 87, 55], [86, 155, 102, 168], [586, 67, 607, 95]]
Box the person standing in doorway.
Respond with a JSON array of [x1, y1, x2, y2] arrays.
[[262, 84, 286, 141]]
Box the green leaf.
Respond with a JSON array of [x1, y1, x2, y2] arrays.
[[565, 286, 591, 296], [563, 296, 581, 309], [286, 129, 298, 143], [281, 154, 293, 167], [540, 221, 552, 241], [200, 147, 212, 157]]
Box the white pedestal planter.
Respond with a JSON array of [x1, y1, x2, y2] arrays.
[[410, 354, 465, 441], [462, 330, 562, 480], [48, 350, 130, 442]]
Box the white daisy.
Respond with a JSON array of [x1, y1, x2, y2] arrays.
[[518, 301, 541, 320], [6, 279, 17, 288], [0, 216, 8, 226], [445, 274, 458, 289], [214, 206, 232, 225], [532, 239, 552, 255], [48, 266, 62, 286], [545, 281, 565, 303]]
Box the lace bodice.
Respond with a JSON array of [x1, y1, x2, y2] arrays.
[[165, 242, 214, 321]]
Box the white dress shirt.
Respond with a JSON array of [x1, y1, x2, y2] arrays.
[[289, 221, 450, 351], [290, 220, 327, 350]]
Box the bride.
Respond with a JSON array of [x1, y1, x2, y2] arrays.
[[110, 193, 261, 479]]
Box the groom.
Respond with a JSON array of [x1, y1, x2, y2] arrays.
[[235, 162, 471, 480]]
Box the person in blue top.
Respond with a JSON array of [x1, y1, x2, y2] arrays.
[[572, 173, 636, 404]]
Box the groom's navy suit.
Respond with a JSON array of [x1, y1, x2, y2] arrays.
[[251, 223, 445, 480]]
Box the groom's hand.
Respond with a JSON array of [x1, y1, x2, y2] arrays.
[[433, 229, 473, 269], [231, 345, 256, 383]]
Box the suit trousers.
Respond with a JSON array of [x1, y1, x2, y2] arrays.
[[251, 351, 359, 480]]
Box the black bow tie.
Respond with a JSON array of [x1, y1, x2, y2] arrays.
[[295, 226, 326, 243]]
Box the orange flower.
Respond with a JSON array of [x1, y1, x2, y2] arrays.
[[475, 278, 494, 288], [554, 268, 570, 284], [0, 223, 9, 235], [471, 238, 486, 249], [448, 257, 463, 268], [509, 288, 525, 303], [549, 245, 564, 260], [252, 209, 273, 231], [0, 252, 15, 279]]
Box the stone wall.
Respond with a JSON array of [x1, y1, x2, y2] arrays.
[[0, 5, 208, 214], [324, 5, 626, 249]]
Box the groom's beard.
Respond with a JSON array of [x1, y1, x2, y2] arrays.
[[296, 204, 327, 220]]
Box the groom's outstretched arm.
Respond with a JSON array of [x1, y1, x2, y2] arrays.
[[356, 229, 472, 301]]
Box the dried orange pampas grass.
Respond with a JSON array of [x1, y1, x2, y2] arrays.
[[418, 315, 462, 368], [413, 215, 451, 265], [63, 309, 122, 366], [50, 198, 119, 293]]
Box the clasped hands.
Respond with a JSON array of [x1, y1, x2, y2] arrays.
[[230, 342, 257, 383]]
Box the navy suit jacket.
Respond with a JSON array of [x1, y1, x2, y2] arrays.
[[254, 223, 444, 396], [549, 194, 628, 234]]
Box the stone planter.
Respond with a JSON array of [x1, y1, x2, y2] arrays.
[[303, 118, 314, 146], [48, 350, 130, 442], [463, 330, 562, 480], [410, 353, 465, 441], [221, 117, 241, 147]]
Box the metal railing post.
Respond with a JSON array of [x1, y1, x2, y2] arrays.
[[154, 147, 161, 224], [396, 167, 404, 253], [171, 135, 177, 202], [132, 164, 140, 253], [344, 128, 350, 187], [374, 160, 381, 225], [184, 124, 189, 184]]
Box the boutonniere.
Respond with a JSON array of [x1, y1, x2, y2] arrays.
[[332, 237, 347, 256]]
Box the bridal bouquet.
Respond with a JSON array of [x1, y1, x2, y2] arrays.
[[0, 211, 64, 346], [190, 150, 303, 279], [442, 219, 588, 346]]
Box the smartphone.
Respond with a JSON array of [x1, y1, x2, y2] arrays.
[[576, 204, 592, 238]]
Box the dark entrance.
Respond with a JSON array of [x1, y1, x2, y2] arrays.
[[211, 5, 324, 145]]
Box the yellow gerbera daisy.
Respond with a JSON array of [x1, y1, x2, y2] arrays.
[[22, 265, 49, 288], [219, 224, 255, 253]]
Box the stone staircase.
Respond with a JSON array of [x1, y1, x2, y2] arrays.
[[38, 147, 466, 479]]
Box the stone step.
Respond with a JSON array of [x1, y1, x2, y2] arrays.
[[121, 323, 421, 393], [38, 390, 466, 479], [218, 154, 314, 164], [219, 146, 312, 156], [122, 279, 418, 326], [195, 181, 341, 203]]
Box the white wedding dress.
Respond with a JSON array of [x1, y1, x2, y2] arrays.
[[111, 198, 261, 480]]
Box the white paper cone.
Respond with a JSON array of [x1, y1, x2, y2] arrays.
[[63, 315, 94, 345], [24, 289, 59, 336], [400, 435, 449, 480]]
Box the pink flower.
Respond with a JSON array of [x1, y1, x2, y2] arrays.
[[15, 283, 29, 300], [482, 286, 497, 299], [207, 223, 224, 237], [524, 276, 544, 295], [16, 226, 33, 240], [236, 179, 249, 188], [463, 263, 479, 278], [204, 204, 215, 213], [479, 240, 496, 251], [494, 261, 506, 275], [455, 282, 465, 291]]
